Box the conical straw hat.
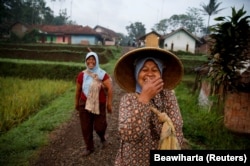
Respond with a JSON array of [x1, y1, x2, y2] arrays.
[[114, 47, 184, 92]]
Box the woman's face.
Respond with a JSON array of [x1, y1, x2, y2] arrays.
[[137, 60, 161, 87], [86, 56, 96, 69]]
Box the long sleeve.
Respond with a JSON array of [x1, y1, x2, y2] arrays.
[[115, 90, 184, 166], [118, 93, 151, 142]]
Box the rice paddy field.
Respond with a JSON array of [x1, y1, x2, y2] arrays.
[[0, 77, 73, 134]]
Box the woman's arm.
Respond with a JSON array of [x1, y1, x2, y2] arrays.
[[102, 77, 113, 113], [75, 82, 82, 111]]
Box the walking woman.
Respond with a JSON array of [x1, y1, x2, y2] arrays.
[[75, 51, 112, 156], [114, 47, 184, 165]]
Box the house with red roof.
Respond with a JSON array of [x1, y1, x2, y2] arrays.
[[9, 22, 120, 45], [94, 25, 119, 46], [34, 24, 102, 45]]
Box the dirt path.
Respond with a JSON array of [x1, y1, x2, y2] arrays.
[[30, 47, 134, 166]]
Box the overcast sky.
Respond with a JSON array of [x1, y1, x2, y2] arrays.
[[45, 0, 250, 35]]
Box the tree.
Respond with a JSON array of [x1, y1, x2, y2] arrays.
[[208, 6, 250, 100], [0, 0, 74, 25], [200, 0, 224, 34], [53, 9, 69, 25], [126, 22, 146, 40], [153, 7, 205, 36], [42, 7, 54, 24], [153, 19, 168, 35], [185, 7, 205, 35]]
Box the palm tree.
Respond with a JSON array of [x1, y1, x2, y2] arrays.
[[200, 0, 224, 34]]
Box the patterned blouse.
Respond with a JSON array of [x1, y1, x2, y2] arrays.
[[114, 89, 184, 166]]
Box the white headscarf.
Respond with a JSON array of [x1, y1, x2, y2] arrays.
[[82, 52, 106, 96]]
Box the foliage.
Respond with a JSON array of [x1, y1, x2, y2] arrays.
[[7, 29, 40, 43], [0, 53, 249, 165], [208, 6, 250, 94], [153, 19, 168, 35], [126, 22, 146, 40], [153, 7, 205, 35], [200, 0, 224, 34], [22, 29, 41, 43], [0, 60, 83, 81], [175, 82, 250, 150], [0, 85, 75, 166], [52, 8, 72, 25], [0, 0, 74, 36], [0, 77, 73, 133]]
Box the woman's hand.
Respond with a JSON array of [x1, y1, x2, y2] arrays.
[[138, 77, 164, 104], [107, 103, 112, 114], [103, 77, 113, 114]]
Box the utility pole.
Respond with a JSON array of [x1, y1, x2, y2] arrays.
[[70, 0, 73, 20]]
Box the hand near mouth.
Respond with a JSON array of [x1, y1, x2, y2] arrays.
[[137, 77, 164, 104]]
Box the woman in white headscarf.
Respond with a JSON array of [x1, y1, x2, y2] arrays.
[[75, 52, 112, 156]]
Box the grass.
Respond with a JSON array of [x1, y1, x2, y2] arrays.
[[0, 77, 73, 133], [0, 58, 83, 67], [179, 54, 208, 61], [0, 84, 75, 166], [0, 49, 249, 165], [175, 82, 250, 150], [0, 75, 249, 166]]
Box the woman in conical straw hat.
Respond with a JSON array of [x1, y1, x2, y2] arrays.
[[114, 47, 184, 166]]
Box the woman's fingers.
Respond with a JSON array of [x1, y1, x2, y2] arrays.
[[141, 77, 164, 97]]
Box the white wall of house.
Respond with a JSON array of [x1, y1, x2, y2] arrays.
[[163, 31, 196, 53]]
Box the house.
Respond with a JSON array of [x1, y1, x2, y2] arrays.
[[137, 31, 162, 47], [163, 28, 202, 54], [10, 22, 31, 38], [35, 25, 102, 45], [196, 35, 212, 54], [8, 23, 121, 46], [94, 25, 119, 46]]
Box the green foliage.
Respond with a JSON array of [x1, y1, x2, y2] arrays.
[[200, 0, 224, 16], [126, 22, 146, 39], [0, 60, 83, 81], [209, 6, 250, 92], [22, 29, 41, 43], [0, 85, 75, 165], [175, 82, 250, 149], [200, 0, 225, 34], [0, 44, 117, 64], [153, 19, 168, 35], [153, 7, 205, 35], [8, 32, 22, 43], [7, 29, 40, 43], [0, 0, 73, 27], [179, 58, 207, 75], [0, 77, 73, 133], [0, 50, 248, 166]]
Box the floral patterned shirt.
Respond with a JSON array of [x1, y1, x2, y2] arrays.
[[114, 89, 184, 166]]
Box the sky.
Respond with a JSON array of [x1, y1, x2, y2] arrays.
[[45, 0, 250, 35]]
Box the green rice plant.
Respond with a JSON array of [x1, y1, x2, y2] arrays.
[[0, 86, 75, 166], [0, 77, 73, 134]]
